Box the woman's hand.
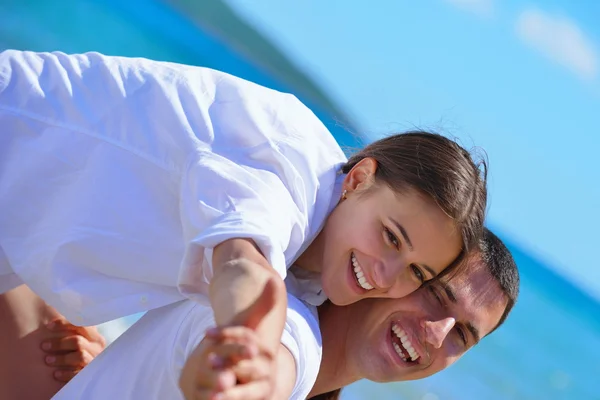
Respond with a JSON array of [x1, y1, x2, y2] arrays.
[[179, 278, 280, 400], [40, 319, 106, 382], [199, 326, 276, 400]]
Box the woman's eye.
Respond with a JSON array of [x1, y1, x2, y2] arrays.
[[384, 227, 400, 249], [411, 264, 425, 284]]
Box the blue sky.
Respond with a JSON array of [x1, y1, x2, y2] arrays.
[[225, 0, 600, 298]]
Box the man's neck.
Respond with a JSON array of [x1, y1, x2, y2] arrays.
[[309, 301, 361, 397]]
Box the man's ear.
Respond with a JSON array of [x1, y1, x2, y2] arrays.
[[343, 157, 378, 194]]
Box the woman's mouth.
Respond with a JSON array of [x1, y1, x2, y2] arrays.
[[351, 252, 374, 290]]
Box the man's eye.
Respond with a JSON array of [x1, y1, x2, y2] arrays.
[[456, 327, 467, 346], [384, 227, 400, 249], [428, 286, 443, 305]]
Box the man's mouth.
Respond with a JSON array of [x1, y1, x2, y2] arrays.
[[391, 323, 420, 363], [351, 252, 374, 291]]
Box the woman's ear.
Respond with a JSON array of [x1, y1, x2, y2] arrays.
[[343, 157, 378, 193]]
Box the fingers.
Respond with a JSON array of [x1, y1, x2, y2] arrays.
[[182, 342, 237, 392], [206, 328, 273, 365], [230, 358, 271, 384], [191, 387, 217, 400], [44, 348, 94, 369], [39, 321, 103, 384], [180, 326, 276, 400], [41, 333, 104, 358], [195, 366, 237, 393], [203, 326, 274, 384], [46, 318, 77, 332], [205, 326, 266, 354], [200, 338, 273, 399], [78, 326, 106, 348], [206, 343, 256, 368], [193, 376, 271, 400], [52, 368, 80, 383], [42, 335, 84, 353], [209, 380, 272, 400], [46, 320, 107, 348]]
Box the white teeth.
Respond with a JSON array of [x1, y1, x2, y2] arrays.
[[392, 324, 420, 362], [351, 253, 374, 290], [393, 342, 407, 361]]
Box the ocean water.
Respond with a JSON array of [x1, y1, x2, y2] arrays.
[[3, 2, 598, 398]]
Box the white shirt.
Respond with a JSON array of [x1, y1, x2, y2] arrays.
[[53, 294, 322, 400], [0, 245, 23, 293], [0, 50, 346, 324]]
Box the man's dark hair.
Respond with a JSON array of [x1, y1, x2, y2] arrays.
[[309, 389, 342, 400], [481, 227, 520, 333]]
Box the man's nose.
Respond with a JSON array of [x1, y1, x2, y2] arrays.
[[423, 317, 456, 349]]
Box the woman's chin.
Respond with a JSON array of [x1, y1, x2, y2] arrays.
[[321, 281, 356, 306], [321, 258, 371, 305]]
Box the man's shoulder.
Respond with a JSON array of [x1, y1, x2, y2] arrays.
[[281, 294, 323, 399]]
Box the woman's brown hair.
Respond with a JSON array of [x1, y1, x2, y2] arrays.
[[342, 130, 487, 251]]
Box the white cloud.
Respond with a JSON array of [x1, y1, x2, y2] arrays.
[[443, 0, 495, 18], [516, 8, 598, 80]]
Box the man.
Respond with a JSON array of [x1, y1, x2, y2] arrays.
[[53, 228, 519, 399], [308, 228, 519, 398]]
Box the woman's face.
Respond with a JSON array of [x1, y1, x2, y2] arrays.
[[316, 158, 462, 306]]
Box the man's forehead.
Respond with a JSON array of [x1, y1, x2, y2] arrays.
[[442, 260, 493, 298], [438, 259, 508, 338]]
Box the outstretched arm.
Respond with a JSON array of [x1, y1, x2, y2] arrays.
[[179, 276, 296, 400], [209, 238, 287, 353], [184, 334, 296, 400], [181, 251, 288, 400]]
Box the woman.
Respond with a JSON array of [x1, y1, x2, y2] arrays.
[[0, 50, 486, 397]]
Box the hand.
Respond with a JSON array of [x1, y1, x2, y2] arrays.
[[40, 319, 106, 382], [179, 278, 279, 400], [203, 326, 276, 400]]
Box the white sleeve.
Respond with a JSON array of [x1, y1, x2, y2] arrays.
[[170, 302, 217, 386], [279, 295, 323, 400], [177, 149, 306, 298], [0, 50, 326, 319], [0, 274, 23, 294], [0, 50, 196, 322], [175, 82, 316, 299], [0, 245, 22, 294]]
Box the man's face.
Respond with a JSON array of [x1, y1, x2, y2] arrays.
[[343, 256, 508, 382]]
